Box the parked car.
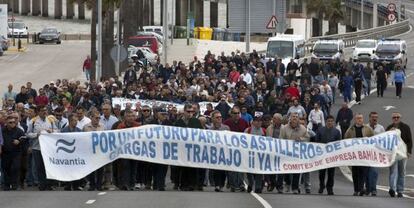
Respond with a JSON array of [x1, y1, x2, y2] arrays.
[[128, 45, 158, 65], [0, 45, 3, 56], [7, 20, 29, 38], [128, 35, 162, 55], [352, 39, 377, 62], [0, 35, 9, 51], [38, 27, 61, 44], [136, 31, 163, 43]]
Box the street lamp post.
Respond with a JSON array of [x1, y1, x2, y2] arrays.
[[245, 0, 250, 53], [163, 0, 168, 64], [97, 0, 102, 81]]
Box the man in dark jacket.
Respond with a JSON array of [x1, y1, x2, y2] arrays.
[[386, 112, 412, 198], [214, 95, 232, 120], [315, 115, 341, 195], [61, 114, 83, 191], [336, 103, 353, 139], [174, 103, 203, 191], [150, 108, 172, 191], [1, 115, 25, 190]]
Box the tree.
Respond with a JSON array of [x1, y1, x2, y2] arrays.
[[71, 0, 121, 80], [306, 0, 343, 36]]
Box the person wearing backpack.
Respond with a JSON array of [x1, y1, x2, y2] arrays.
[[245, 115, 266, 193]]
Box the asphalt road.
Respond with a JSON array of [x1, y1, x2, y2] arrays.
[[2, 9, 414, 208]]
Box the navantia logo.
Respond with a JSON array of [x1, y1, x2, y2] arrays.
[[56, 139, 76, 154]]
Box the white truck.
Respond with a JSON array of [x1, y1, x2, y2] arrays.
[[265, 34, 306, 67]]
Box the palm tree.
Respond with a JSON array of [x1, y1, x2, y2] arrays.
[[324, 0, 344, 35], [306, 0, 344, 36], [306, 0, 326, 37]]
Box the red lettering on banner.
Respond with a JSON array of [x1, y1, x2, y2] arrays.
[[357, 150, 378, 161], [325, 152, 358, 164]]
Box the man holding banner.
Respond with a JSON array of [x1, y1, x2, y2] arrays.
[[114, 110, 140, 190], [209, 110, 230, 192], [315, 115, 341, 195], [173, 104, 203, 191], [279, 112, 309, 194], [344, 113, 374, 196], [386, 112, 412, 198]]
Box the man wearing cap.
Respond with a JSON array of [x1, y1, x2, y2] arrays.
[[150, 108, 172, 191], [245, 115, 267, 193], [123, 65, 137, 85]]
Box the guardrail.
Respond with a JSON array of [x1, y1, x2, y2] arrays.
[[304, 19, 410, 54]]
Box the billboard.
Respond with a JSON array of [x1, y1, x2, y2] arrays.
[[0, 4, 7, 38]]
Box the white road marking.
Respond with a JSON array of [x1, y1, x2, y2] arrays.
[[251, 192, 272, 208], [376, 185, 414, 199], [85, 199, 96, 204], [383, 105, 396, 111], [243, 181, 272, 208], [98, 192, 107, 196], [407, 174, 414, 178]]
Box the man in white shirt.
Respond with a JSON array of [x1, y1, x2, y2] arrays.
[[287, 99, 307, 119], [308, 103, 325, 131], [366, 112, 385, 196], [75, 106, 91, 130], [240, 68, 253, 85], [100, 104, 119, 130]]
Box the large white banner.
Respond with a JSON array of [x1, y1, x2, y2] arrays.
[[111, 98, 233, 114], [39, 125, 407, 181]]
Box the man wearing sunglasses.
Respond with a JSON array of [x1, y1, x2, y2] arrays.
[[174, 103, 203, 191], [386, 112, 412, 198]]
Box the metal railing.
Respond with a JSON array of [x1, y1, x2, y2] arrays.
[[304, 19, 410, 54]]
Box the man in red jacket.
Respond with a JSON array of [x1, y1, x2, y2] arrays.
[[83, 55, 92, 81]]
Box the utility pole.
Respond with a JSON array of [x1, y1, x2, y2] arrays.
[[163, 0, 168, 64], [361, 0, 364, 30], [245, 0, 250, 53], [115, 4, 121, 76], [186, 0, 190, 46], [97, 0, 102, 81], [273, 0, 276, 36]]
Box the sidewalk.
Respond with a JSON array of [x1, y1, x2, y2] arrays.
[[166, 39, 267, 64]]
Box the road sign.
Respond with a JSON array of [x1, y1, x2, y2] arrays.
[[266, 15, 278, 29], [110, 45, 128, 62], [387, 3, 396, 12], [387, 12, 396, 22]]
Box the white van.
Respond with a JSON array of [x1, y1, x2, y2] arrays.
[[265, 34, 306, 67], [352, 39, 377, 62], [311, 39, 345, 61], [7, 20, 28, 38], [372, 39, 408, 68]]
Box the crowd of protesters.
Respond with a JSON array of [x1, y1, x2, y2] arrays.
[[0, 49, 412, 198]]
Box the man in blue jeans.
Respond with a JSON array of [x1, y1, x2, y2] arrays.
[[386, 112, 412, 198], [366, 112, 385, 196]]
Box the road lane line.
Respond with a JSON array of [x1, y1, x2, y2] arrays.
[[406, 9, 414, 14], [243, 181, 272, 208], [98, 192, 106, 196], [85, 199, 96, 204], [251, 192, 272, 208], [407, 174, 414, 178], [376, 186, 414, 199]]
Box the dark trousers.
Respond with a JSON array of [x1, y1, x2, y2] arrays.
[[275, 174, 288, 190], [180, 167, 197, 189], [213, 170, 226, 188], [1, 151, 22, 190], [32, 149, 50, 190], [119, 159, 137, 189], [87, 167, 104, 190], [170, 166, 180, 187], [290, 174, 301, 191], [152, 164, 168, 190], [396, 82, 403, 97], [319, 168, 335, 191], [351, 166, 368, 193], [196, 168, 206, 189], [377, 81, 386, 97], [247, 173, 263, 192], [355, 80, 362, 102], [136, 161, 153, 187]]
